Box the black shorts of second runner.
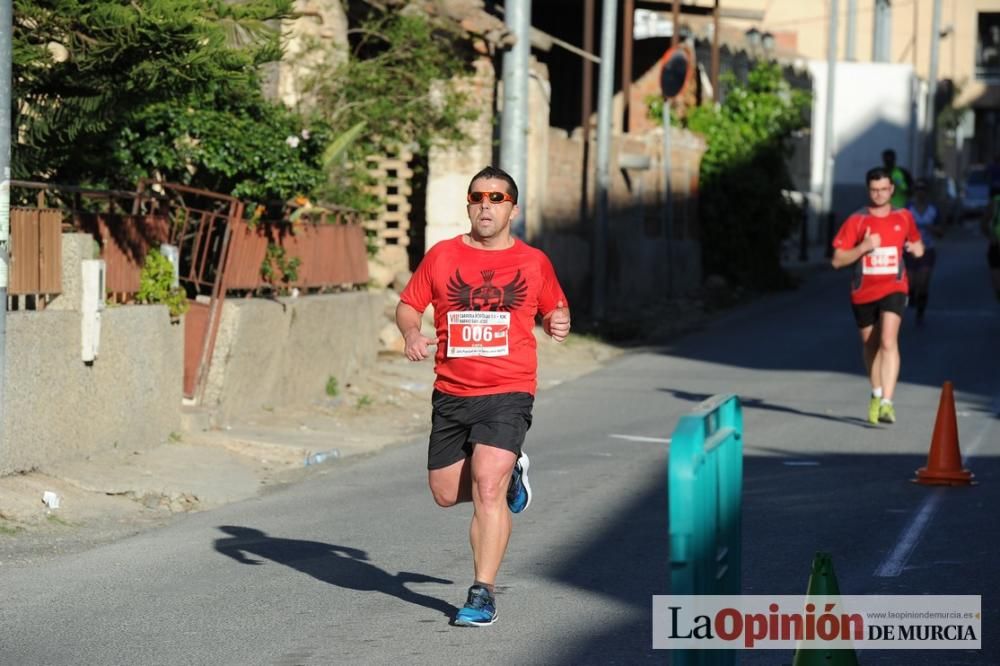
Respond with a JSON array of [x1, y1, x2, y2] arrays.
[[427, 390, 534, 470], [904, 247, 937, 271], [988, 241, 1000, 269], [851, 292, 907, 328]]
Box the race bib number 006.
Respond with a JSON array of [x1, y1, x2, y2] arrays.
[[447, 311, 510, 357], [863, 246, 899, 275]]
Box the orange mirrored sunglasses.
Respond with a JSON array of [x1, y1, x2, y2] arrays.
[[467, 191, 515, 204]]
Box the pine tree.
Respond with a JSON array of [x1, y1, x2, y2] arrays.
[[12, 0, 293, 183]]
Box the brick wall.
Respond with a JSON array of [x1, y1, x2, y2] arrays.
[[539, 125, 706, 311]]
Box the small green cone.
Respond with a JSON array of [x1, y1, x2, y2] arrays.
[[791, 552, 860, 666]]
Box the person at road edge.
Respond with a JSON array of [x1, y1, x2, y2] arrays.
[[395, 165, 571, 627]]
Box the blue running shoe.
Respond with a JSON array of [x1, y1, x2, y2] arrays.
[[453, 585, 497, 627], [506, 452, 531, 514]]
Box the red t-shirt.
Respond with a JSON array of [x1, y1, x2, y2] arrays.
[[832, 208, 922, 304], [399, 235, 567, 397]]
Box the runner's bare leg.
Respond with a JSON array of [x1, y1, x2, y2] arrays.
[[877, 312, 903, 401], [468, 444, 517, 585], [428, 458, 473, 507], [860, 324, 880, 391]]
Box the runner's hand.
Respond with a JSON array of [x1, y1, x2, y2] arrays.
[[403, 330, 437, 361], [546, 300, 571, 343], [864, 227, 881, 251], [905, 240, 925, 258]]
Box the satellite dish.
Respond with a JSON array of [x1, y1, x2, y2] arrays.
[[659, 45, 693, 100]]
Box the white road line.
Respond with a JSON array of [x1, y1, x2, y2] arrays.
[[609, 434, 672, 443], [873, 420, 992, 578], [873, 491, 944, 578], [783, 460, 820, 466], [931, 309, 1000, 318]]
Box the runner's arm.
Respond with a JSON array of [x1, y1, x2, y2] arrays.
[[905, 212, 925, 258], [901, 167, 914, 191], [542, 300, 571, 342], [905, 238, 925, 258], [983, 199, 998, 239], [396, 302, 436, 361], [831, 233, 876, 269]]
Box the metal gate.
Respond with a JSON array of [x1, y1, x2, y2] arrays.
[[135, 181, 243, 400]]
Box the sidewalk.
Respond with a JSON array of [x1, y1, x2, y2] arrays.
[[0, 328, 623, 563]]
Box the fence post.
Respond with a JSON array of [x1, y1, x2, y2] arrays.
[[668, 393, 743, 666]]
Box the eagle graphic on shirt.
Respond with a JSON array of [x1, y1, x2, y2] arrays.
[[447, 269, 527, 312]]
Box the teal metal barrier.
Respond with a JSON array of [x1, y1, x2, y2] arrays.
[[668, 394, 743, 665]]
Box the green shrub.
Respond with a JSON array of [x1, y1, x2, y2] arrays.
[[137, 249, 189, 318], [685, 63, 811, 290]]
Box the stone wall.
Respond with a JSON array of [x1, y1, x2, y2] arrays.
[[539, 124, 706, 311], [262, 0, 348, 110], [201, 291, 383, 425]]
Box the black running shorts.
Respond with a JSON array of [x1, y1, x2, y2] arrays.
[[988, 242, 1000, 269], [427, 390, 534, 470], [904, 247, 937, 271], [851, 292, 907, 329]]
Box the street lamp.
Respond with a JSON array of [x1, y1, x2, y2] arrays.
[[761, 31, 775, 55], [745, 26, 761, 50]]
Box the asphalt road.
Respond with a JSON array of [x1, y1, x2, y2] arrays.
[[2, 229, 997, 666]]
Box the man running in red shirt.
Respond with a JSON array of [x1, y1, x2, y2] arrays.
[[396, 165, 570, 626], [832, 166, 924, 424]]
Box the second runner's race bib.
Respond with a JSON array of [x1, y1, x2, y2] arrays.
[[447, 311, 510, 357], [862, 246, 899, 275]]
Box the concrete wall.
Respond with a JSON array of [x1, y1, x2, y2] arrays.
[[202, 291, 382, 424], [809, 61, 924, 223], [46, 233, 96, 311], [721, 0, 994, 104], [1, 305, 183, 476]]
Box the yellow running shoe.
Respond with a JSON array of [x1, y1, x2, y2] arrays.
[[868, 397, 880, 424], [878, 402, 896, 424]]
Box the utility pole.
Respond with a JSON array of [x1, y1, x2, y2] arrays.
[[822, 0, 839, 255], [925, 0, 942, 177], [845, 0, 857, 61], [0, 0, 11, 447], [500, 0, 531, 239], [872, 0, 891, 62], [621, 0, 633, 132], [711, 0, 720, 101], [671, 0, 679, 47], [593, 0, 617, 321], [580, 0, 595, 232]]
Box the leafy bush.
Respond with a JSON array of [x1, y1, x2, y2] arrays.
[[113, 96, 328, 210], [137, 249, 189, 318], [260, 243, 302, 289], [14, 1, 477, 231], [301, 9, 477, 212], [685, 63, 811, 290]]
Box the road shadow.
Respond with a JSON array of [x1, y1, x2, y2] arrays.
[[540, 449, 1000, 665], [631, 234, 1000, 406], [213, 526, 456, 617], [657, 387, 877, 428]]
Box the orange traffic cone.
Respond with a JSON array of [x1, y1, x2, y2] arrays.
[[913, 381, 974, 486]]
